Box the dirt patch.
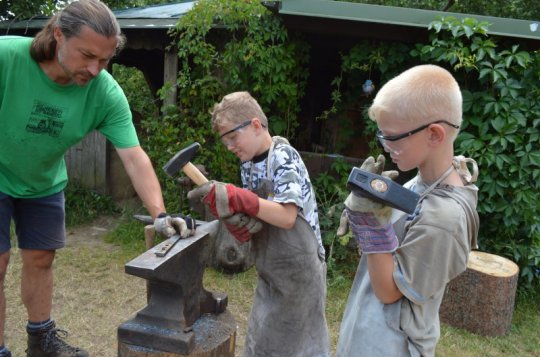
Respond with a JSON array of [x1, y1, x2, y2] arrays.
[[4, 216, 146, 357], [65, 215, 121, 248], [4, 216, 249, 357]]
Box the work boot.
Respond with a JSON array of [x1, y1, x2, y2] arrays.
[[26, 322, 88, 357]]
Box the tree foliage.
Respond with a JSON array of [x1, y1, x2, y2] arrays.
[[324, 16, 540, 291], [137, 0, 309, 212], [0, 0, 177, 20]]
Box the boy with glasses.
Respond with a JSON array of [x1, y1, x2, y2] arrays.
[[335, 64, 480, 356], [188, 91, 330, 357]]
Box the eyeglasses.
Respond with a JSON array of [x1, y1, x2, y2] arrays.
[[376, 120, 460, 156], [220, 120, 253, 147], [376, 120, 460, 142]]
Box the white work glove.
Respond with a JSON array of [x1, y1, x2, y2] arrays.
[[337, 155, 400, 254], [154, 213, 196, 238]]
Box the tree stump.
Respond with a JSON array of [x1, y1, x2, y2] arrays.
[[118, 310, 236, 357], [440, 250, 519, 336]]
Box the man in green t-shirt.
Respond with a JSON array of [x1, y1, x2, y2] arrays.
[[0, 1, 193, 356]]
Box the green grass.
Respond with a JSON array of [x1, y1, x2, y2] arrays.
[[6, 209, 540, 356], [105, 214, 540, 356], [436, 292, 540, 356], [10, 186, 531, 357]]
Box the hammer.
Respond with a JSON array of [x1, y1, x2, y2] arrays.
[[347, 167, 420, 214], [163, 142, 208, 185]]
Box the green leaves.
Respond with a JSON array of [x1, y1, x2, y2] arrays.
[[169, 0, 308, 138], [412, 16, 540, 290]]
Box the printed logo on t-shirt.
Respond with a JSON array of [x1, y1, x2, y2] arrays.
[[26, 100, 65, 138]]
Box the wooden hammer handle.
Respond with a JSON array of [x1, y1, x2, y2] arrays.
[[182, 162, 209, 186]]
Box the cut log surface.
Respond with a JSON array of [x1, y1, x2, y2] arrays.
[[439, 250, 519, 336]]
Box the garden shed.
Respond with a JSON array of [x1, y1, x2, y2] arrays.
[[1, 0, 538, 199]]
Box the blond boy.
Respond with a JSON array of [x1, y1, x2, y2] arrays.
[[336, 64, 479, 356]]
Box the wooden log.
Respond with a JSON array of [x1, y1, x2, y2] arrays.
[[118, 310, 236, 357], [439, 250, 519, 336]]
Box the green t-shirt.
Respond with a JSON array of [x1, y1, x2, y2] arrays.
[[0, 36, 139, 198]]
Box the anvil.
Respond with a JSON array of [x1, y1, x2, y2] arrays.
[[117, 220, 230, 354]]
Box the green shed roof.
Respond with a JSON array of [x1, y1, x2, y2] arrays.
[[0, 2, 195, 32], [280, 0, 540, 41], [1, 0, 538, 43]]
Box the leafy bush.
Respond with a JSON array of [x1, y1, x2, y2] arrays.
[[312, 158, 358, 282], [136, 0, 310, 213], [323, 15, 540, 291], [64, 183, 120, 227], [413, 16, 540, 290]]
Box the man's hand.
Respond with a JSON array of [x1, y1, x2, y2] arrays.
[[187, 181, 260, 219], [154, 213, 196, 238], [337, 155, 399, 254], [223, 213, 262, 243]]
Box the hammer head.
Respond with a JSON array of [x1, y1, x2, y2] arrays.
[[163, 142, 201, 177]]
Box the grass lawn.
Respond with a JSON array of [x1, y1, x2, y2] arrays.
[[204, 266, 540, 357], [4, 214, 538, 356]]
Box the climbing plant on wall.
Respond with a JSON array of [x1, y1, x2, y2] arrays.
[[323, 16, 540, 290], [138, 0, 309, 212], [414, 16, 540, 289]]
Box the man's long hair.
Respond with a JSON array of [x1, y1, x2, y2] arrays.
[[30, 0, 125, 62]]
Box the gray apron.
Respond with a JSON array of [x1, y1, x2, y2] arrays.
[[337, 162, 472, 357], [243, 150, 330, 357]]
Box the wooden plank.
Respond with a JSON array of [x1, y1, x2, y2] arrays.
[[65, 131, 107, 194], [163, 49, 178, 107]]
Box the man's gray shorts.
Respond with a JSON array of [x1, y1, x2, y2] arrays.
[[0, 191, 65, 253]]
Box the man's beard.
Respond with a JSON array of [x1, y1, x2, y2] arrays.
[[57, 49, 94, 86]]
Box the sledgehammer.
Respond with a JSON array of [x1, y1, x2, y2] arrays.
[[163, 142, 209, 185]]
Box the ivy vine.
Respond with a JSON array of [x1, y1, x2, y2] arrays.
[[323, 15, 540, 290], [139, 0, 309, 212]]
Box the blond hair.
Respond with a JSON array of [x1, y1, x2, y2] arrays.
[[211, 91, 268, 130], [369, 64, 462, 139], [31, 0, 125, 62]]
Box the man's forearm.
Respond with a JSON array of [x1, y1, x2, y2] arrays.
[[132, 171, 165, 219], [117, 146, 166, 219]]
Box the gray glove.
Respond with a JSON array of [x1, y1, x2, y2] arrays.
[[337, 155, 399, 254], [224, 213, 262, 233], [221, 213, 262, 243], [339, 155, 398, 228], [154, 213, 196, 238]]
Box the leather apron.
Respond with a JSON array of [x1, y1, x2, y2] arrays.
[[337, 162, 470, 357], [243, 143, 330, 357]]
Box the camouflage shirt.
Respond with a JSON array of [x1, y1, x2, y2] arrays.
[[240, 141, 325, 259]]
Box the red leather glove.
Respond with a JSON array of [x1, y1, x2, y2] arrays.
[[223, 213, 263, 243], [225, 224, 251, 243], [200, 182, 260, 218]]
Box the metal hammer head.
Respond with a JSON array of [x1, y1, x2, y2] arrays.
[[163, 142, 201, 177]]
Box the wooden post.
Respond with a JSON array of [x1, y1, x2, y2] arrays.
[[440, 250, 519, 336], [163, 49, 178, 108], [144, 225, 156, 303], [144, 225, 156, 250]]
